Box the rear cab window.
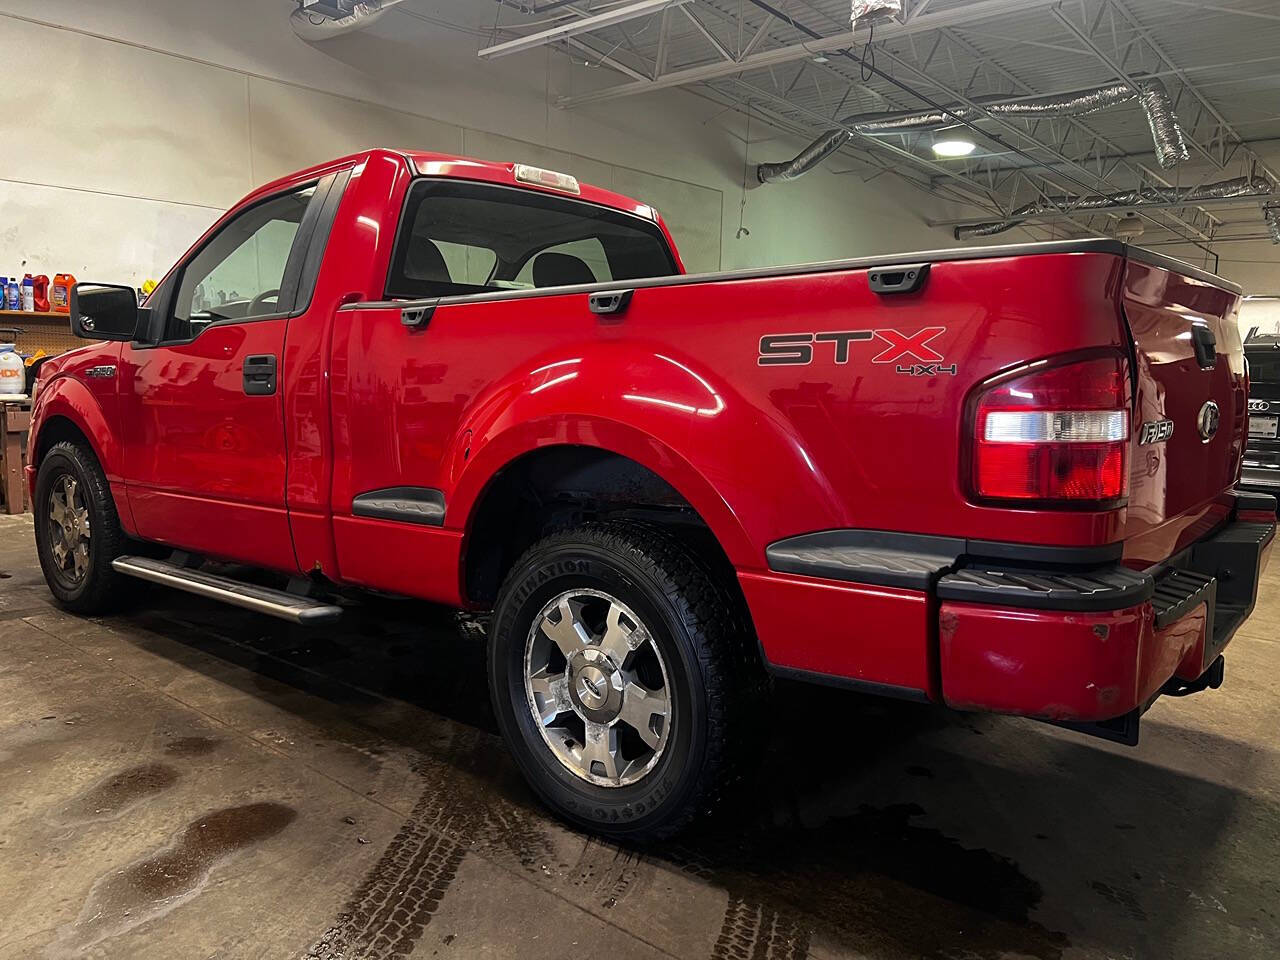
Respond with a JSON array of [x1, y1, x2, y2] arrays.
[[386, 179, 677, 300]]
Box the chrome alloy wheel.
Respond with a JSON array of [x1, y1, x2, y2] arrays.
[[47, 473, 91, 584], [523, 589, 672, 787]]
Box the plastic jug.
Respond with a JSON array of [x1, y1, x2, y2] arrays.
[[4, 278, 19, 311], [31, 275, 49, 312], [0, 344, 24, 397], [52, 273, 76, 313]]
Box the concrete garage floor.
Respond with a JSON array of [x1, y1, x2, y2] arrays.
[[1, 514, 1278, 960]]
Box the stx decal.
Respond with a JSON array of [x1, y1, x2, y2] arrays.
[[758, 327, 950, 373], [870, 327, 946, 364]]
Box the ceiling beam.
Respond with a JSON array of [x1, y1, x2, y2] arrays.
[[557, 0, 1069, 106], [478, 0, 691, 60]]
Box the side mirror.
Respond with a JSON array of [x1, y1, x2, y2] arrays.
[[70, 284, 143, 342]]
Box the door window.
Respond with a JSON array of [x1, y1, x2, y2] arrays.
[[167, 185, 316, 341]]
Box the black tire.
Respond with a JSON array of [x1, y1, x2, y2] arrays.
[[34, 440, 127, 614], [488, 521, 766, 839]]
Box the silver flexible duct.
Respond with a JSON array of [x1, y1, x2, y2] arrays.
[[757, 77, 1190, 183], [954, 176, 1273, 241], [291, 0, 406, 41], [1265, 202, 1280, 244], [756, 129, 852, 184]]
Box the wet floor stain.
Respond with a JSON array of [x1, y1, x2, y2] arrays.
[[306, 737, 557, 960], [163, 735, 221, 758], [567, 838, 649, 910], [668, 803, 1067, 960], [56, 763, 178, 823], [56, 802, 296, 954], [1091, 880, 1148, 922], [712, 896, 810, 960]]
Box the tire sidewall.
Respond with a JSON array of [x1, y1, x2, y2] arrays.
[[34, 446, 102, 603], [490, 536, 710, 835]]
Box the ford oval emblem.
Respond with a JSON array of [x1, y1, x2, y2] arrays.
[[1197, 400, 1221, 442]]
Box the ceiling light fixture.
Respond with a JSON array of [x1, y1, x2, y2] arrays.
[[478, 0, 692, 60], [932, 138, 977, 157]]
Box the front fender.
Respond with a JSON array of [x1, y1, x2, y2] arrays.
[[446, 340, 844, 569], [31, 373, 123, 482]]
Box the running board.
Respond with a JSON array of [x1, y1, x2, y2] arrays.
[[111, 556, 343, 625]]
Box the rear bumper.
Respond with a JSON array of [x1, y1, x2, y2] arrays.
[[746, 492, 1275, 729]]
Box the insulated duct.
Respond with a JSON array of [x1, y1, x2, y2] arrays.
[[954, 176, 1273, 241], [756, 77, 1190, 184], [756, 130, 852, 184], [1265, 202, 1280, 244], [291, 0, 406, 41]]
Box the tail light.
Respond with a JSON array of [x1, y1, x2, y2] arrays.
[[971, 354, 1131, 504]]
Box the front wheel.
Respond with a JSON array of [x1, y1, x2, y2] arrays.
[[488, 522, 765, 839], [34, 441, 127, 613]]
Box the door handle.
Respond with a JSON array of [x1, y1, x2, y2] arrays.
[[243, 354, 277, 396]]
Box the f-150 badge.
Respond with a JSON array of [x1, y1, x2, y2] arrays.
[[758, 326, 951, 376], [1139, 419, 1174, 444]]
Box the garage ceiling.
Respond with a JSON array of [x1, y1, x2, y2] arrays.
[[486, 0, 1280, 254]]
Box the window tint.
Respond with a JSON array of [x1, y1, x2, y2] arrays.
[[168, 186, 316, 341], [387, 179, 676, 299]]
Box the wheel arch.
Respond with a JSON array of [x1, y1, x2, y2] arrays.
[[456, 434, 746, 607], [31, 376, 121, 480]]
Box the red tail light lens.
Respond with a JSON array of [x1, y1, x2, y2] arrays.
[[972, 355, 1130, 504]]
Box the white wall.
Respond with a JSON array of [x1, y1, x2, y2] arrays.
[[1156, 239, 1280, 300], [1240, 297, 1280, 340], [0, 0, 966, 288]]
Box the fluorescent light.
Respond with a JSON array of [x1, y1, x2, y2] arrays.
[[478, 0, 692, 60], [932, 138, 976, 157]]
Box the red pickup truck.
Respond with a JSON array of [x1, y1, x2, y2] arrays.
[[29, 149, 1275, 838]]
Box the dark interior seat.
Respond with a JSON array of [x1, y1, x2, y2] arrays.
[[405, 236, 451, 282], [533, 252, 596, 288]]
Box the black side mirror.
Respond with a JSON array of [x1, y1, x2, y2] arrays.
[[70, 284, 143, 342]]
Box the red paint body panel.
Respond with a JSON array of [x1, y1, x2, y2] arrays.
[[739, 571, 935, 697], [117, 319, 292, 566], [938, 600, 1203, 722], [26, 148, 1269, 731], [332, 516, 464, 606], [1121, 260, 1246, 567]]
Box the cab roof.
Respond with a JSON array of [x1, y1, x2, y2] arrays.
[[249, 148, 663, 226]]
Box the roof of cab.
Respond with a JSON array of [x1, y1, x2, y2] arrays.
[[245, 148, 661, 225]]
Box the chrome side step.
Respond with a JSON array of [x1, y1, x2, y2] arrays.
[[111, 556, 343, 625]]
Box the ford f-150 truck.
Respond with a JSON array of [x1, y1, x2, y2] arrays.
[[29, 149, 1275, 838]]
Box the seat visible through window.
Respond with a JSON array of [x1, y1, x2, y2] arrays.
[[532, 252, 596, 288], [405, 237, 452, 284]]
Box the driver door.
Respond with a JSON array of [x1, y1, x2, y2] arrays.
[[118, 181, 324, 571]]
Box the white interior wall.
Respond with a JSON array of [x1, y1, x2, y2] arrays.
[[0, 0, 968, 289], [1240, 297, 1280, 340], [1156, 239, 1280, 300]]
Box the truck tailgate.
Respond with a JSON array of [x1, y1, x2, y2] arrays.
[[1122, 253, 1246, 566]]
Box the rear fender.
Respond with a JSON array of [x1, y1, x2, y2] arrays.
[[447, 343, 843, 568]]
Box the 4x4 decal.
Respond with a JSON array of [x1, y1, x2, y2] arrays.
[[758, 326, 950, 375]]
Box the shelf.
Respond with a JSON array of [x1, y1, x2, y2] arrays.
[[0, 309, 69, 321]]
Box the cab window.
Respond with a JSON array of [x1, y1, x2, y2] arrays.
[[167, 185, 316, 341], [386, 179, 676, 299]]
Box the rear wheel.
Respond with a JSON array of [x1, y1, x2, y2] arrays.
[[34, 441, 127, 613], [488, 522, 764, 839]]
